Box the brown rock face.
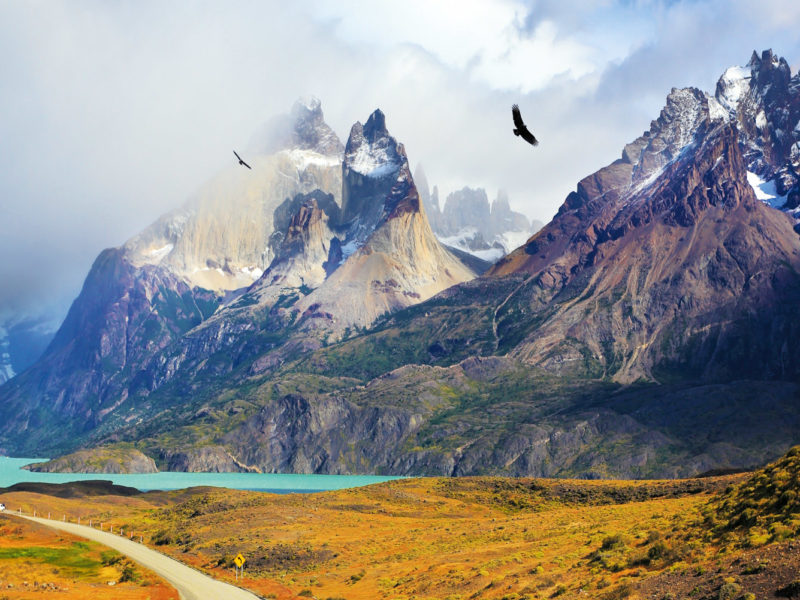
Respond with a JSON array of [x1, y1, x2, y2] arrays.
[[489, 88, 800, 383], [294, 111, 475, 331]]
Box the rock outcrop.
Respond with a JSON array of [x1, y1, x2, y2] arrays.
[[291, 111, 475, 331], [25, 447, 158, 474]]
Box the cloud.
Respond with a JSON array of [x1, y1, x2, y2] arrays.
[[0, 0, 799, 326]]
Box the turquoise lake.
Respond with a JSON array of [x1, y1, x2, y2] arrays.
[[0, 457, 400, 493]]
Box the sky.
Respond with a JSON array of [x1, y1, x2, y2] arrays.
[[1, 0, 800, 327]]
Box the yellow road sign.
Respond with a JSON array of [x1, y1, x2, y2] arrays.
[[234, 553, 245, 568]]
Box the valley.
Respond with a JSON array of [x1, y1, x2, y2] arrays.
[[1, 447, 800, 600]]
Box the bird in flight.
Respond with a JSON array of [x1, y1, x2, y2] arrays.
[[233, 150, 252, 169], [511, 105, 538, 147]]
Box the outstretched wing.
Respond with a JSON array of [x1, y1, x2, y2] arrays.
[[233, 150, 252, 169], [511, 104, 539, 146], [512, 104, 525, 130], [519, 126, 538, 146]]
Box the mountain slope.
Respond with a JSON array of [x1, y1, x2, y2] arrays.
[[3, 52, 800, 479], [490, 86, 800, 382], [0, 105, 474, 456]]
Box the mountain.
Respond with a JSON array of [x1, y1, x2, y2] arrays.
[[715, 50, 800, 215], [207, 50, 800, 477], [3, 51, 800, 479], [124, 98, 343, 293], [292, 110, 475, 330], [0, 102, 474, 456], [414, 166, 543, 263]]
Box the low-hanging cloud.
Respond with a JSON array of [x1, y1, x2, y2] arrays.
[[1, 0, 799, 326]]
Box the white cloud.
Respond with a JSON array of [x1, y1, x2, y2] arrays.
[[304, 0, 649, 93]]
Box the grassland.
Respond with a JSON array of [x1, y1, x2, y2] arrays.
[[1, 448, 799, 600], [0, 513, 177, 600]]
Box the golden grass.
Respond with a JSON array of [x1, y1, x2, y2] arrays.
[[0, 513, 177, 600], [1, 475, 745, 600]]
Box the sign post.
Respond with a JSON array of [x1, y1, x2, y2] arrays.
[[234, 553, 246, 580]]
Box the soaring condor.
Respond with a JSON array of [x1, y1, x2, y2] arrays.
[[512, 104, 538, 147]]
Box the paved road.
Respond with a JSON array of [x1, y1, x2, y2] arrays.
[[18, 514, 260, 600]]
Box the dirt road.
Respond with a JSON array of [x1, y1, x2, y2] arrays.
[[19, 514, 260, 600]]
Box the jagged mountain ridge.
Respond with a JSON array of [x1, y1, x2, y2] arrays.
[[196, 49, 800, 476], [489, 50, 800, 383], [0, 102, 475, 455], [415, 165, 542, 262], [3, 52, 800, 479], [713, 50, 800, 214]]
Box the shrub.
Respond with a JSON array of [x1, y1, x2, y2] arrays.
[[601, 534, 627, 550], [718, 582, 741, 600], [602, 582, 633, 600], [648, 541, 669, 560], [100, 550, 123, 566], [151, 530, 173, 546], [119, 563, 140, 583]]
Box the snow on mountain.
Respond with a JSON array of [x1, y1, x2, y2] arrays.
[[418, 181, 540, 263], [747, 171, 788, 207], [707, 50, 800, 220], [343, 110, 402, 180], [715, 65, 751, 114], [436, 227, 505, 263]]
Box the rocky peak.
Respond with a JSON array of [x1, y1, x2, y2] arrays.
[[441, 188, 491, 236], [341, 109, 407, 226], [362, 109, 389, 141], [629, 87, 709, 185], [256, 96, 343, 156], [288, 97, 344, 155], [748, 49, 791, 84], [344, 110, 403, 179], [490, 190, 531, 236], [711, 50, 800, 208], [413, 164, 441, 231], [236, 191, 340, 306]]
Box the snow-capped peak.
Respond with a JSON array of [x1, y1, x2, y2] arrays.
[[344, 110, 402, 179], [715, 65, 751, 114]]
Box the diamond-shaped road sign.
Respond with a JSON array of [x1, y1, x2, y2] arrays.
[[234, 553, 245, 568]]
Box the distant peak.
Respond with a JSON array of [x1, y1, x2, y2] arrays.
[[252, 96, 343, 156], [291, 96, 322, 117]]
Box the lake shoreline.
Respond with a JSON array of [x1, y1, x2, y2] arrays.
[[0, 456, 402, 493]]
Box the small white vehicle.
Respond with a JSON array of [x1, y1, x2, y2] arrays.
[[0, 503, 5, 511]]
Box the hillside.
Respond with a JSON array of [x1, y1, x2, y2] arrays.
[[2, 446, 800, 600]]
